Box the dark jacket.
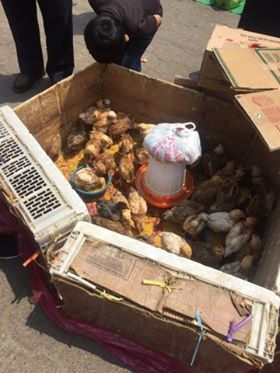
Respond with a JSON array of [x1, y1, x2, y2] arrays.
[[89, 0, 163, 37]]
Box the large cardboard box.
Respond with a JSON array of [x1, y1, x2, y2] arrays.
[[3, 63, 280, 371], [198, 25, 280, 97], [198, 25, 280, 152]]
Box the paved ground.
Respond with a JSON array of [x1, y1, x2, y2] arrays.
[[0, 1, 239, 372]]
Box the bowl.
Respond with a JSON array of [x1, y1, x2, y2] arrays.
[[70, 166, 111, 198]]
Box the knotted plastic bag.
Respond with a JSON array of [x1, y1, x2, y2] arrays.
[[143, 122, 201, 165]]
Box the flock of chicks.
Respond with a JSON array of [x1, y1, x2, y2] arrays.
[[162, 145, 276, 278], [50, 98, 276, 281], [67, 98, 152, 191]]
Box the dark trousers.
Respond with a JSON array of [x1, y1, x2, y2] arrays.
[[119, 36, 153, 72], [238, 0, 280, 38], [1, 0, 74, 80]]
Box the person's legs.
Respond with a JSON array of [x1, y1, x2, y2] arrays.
[[119, 36, 154, 72], [37, 0, 74, 83], [1, 0, 44, 91]]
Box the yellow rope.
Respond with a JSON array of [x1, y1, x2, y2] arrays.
[[100, 290, 123, 302], [142, 279, 173, 293]]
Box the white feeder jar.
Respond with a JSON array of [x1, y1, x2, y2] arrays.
[[144, 157, 186, 197], [143, 122, 201, 199]]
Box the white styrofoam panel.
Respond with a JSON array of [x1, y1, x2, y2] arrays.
[[0, 106, 90, 249]]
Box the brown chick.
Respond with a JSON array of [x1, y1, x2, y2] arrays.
[[67, 127, 87, 151], [163, 199, 204, 224], [111, 190, 135, 228], [191, 175, 223, 207], [137, 123, 156, 138], [190, 241, 221, 268], [201, 143, 225, 178], [91, 216, 133, 237], [79, 106, 100, 126], [128, 187, 147, 216], [84, 139, 101, 166], [108, 112, 133, 139], [93, 110, 117, 133], [119, 153, 135, 183], [96, 200, 128, 221], [89, 130, 113, 149], [134, 146, 150, 165], [95, 152, 116, 176], [119, 133, 134, 154], [210, 178, 240, 212], [45, 134, 61, 161]]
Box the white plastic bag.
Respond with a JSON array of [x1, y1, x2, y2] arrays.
[[143, 122, 201, 165]]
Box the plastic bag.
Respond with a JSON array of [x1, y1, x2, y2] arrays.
[[143, 122, 201, 165]]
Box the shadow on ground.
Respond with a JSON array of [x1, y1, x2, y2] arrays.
[[0, 74, 51, 106], [0, 258, 131, 371]]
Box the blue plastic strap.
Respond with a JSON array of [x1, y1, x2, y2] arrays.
[[190, 310, 205, 367]]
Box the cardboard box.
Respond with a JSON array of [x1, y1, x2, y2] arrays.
[[198, 25, 280, 96], [198, 25, 280, 152], [51, 222, 279, 373], [6, 63, 280, 371]]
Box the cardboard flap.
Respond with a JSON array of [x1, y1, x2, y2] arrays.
[[70, 237, 252, 343], [213, 48, 280, 90], [236, 89, 280, 151]]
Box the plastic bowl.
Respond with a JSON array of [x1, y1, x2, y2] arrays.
[[70, 166, 111, 198]]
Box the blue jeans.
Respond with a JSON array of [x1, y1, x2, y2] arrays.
[[118, 36, 153, 72]]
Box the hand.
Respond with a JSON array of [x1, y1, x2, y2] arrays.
[[153, 14, 162, 27]]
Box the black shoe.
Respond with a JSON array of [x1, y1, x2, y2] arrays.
[[12, 72, 44, 94], [49, 71, 72, 85]]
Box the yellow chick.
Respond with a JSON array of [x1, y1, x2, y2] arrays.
[[137, 123, 156, 138], [128, 187, 147, 216], [183, 214, 206, 237], [160, 232, 192, 258]]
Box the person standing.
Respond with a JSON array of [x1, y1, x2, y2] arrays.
[[1, 0, 74, 93], [238, 0, 280, 38]]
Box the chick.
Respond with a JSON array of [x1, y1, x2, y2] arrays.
[[91, 216, 133, 236], [191, 175, 223, 206], [84, 139, 101, 166], [111, 190, 135, 228], [95, 98, 111, 109], [210, 178, 240, 212], [220, 261, 243, 278], [134, 146, 150, 165], [96, 200, 128, 221], [239, 255, 254, 276], [163, 199, 204, 224], [201, 143, 225, 178], [183, 214, 206, 237], [108, 112, 133, 139], [45, 134, 61, 161], [217, 160, 237, 179], [89, 130, 113, 149], [119, 153, 135, 183], [236, 234, 262, 262], [79, 106, 100, 126], [128, 187, 147, 216], [95, 152, 116, 176], [93, 110, 117, 133], [75, 168, 105, 192], [160, 232, 192, 258], [224, 217, 257, 257], [199, 209, 245, 233], [67, 127, 87, 151], [137, 123, 156, 138], [119, 133, 134, 154], [189, 241, 223, 268]]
